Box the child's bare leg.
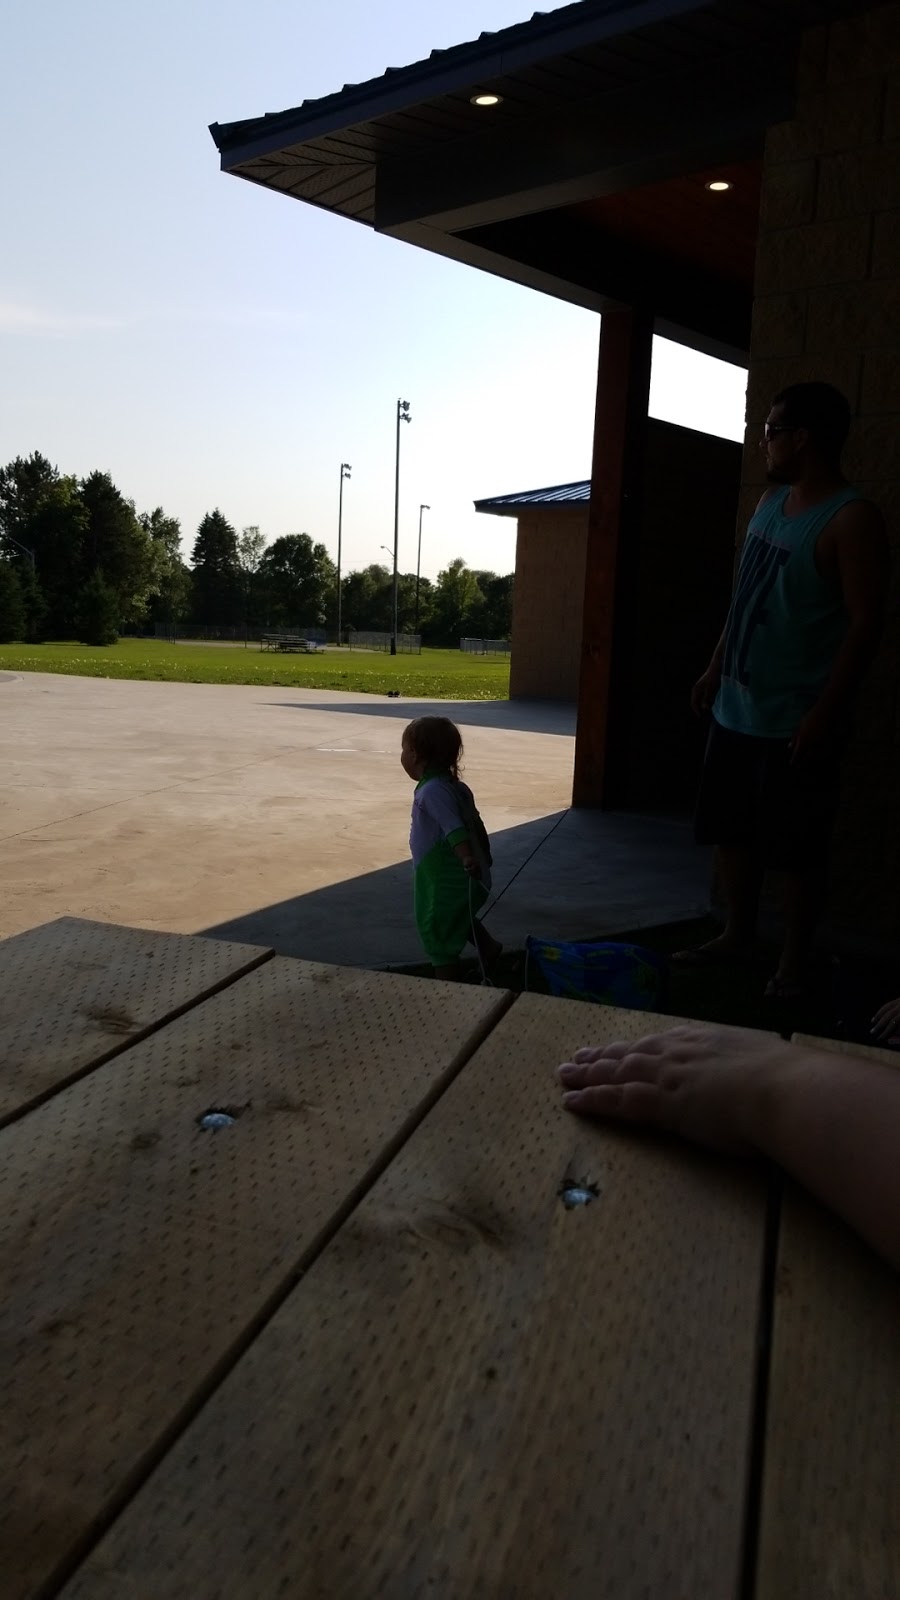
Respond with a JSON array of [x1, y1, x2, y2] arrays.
[[472, 920, 502, 969]]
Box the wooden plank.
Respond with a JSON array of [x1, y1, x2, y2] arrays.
[[756, 1033, 900, 1600], [0, 958, 509, 1600], [0, 916, 272, 1126], [791, 1031, 900, 1068], [63, 997, 769, 1600], [573, 302, 654, 809], [756, 1190, 900, 1600]]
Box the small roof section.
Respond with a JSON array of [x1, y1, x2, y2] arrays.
[[474, 481, 590, 516]]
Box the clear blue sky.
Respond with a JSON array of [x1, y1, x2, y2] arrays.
[[2, 0, 748, 580]]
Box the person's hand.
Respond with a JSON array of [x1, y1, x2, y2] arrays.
[[690, 666, 720, 718], [558, 1023, 795, 1155], [790, 700, 838, 764], [462, 857, 481, 879], [871, 996, 900, 1045]]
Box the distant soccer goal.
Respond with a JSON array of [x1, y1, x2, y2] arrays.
[[459, 637, 511, 657]]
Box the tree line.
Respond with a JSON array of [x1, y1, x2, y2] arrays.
[[0, 453, 512, 648]]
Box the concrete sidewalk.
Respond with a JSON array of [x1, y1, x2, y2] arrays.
[[0, 672, 710, 965], [206, 805, 711, 966]]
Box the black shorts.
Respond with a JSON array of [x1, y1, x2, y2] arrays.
[[694, 719, 842, 871]]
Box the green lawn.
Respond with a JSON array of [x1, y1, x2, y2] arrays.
[[0, 639, 510, 698]]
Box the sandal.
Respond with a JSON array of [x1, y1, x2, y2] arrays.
[[763, 975, 805, 1001]]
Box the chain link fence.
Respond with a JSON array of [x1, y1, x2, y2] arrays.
[[459, 637, 511, 656], [349, 631, 422, 653]]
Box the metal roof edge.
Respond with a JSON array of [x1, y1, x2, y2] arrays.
[[474, 480, 591, 513], [209, 0, 704, 167]]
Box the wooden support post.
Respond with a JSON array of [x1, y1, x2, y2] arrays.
[[572, 304, 654, 808]]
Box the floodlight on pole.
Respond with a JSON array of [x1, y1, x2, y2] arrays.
[[4, 535, 36, 572], [336, 462, 351, 646], [391, 399, 411, 655], [415, 504, 430, 637]]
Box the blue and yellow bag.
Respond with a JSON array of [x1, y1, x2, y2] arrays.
[[524, 937, 663, 1009]]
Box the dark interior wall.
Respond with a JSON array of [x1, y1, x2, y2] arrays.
[[616, 418, 743, 813], [505, 417, 741, 812]]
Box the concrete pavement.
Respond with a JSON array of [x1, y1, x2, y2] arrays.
[[0, 672, 710, 965]]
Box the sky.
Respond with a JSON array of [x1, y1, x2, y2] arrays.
[[2, 0, 749, 581]]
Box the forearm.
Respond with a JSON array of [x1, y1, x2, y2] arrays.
[[750, 1048, 900, 1267], [452, 838, 476, 868], [816, 619, 882, 714]]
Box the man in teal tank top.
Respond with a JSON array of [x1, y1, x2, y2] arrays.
[[678, 382, 889, 997]]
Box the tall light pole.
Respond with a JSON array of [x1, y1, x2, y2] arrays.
[[392, 399, 411, 655], [415, 504, 430, 638], [4, 535, 36, 572], [336, 462, 351, 646]]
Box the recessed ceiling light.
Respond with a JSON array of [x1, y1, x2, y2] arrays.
[[471, 92, 502, 107], [705, 179, 733, 193]]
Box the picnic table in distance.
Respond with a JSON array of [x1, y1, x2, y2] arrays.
[[259, 632, 324, 653]]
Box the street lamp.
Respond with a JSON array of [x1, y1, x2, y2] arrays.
[[391, 399, 411, 655], [415, 504, 430, 637], [336, 462, 351, 646]]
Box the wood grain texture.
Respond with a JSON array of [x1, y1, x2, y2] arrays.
[[63, 997, 768, 1600], [756, 1187, 900, 1600], [757, 1032, 900, 1599], [0, 958, 506, 1600], [0, 916, 271, 1124]]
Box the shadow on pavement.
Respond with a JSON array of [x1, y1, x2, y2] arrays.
[[202, 808, 711, 971], [263, 698, 576, 737]]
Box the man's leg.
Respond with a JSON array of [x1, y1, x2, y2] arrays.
[[673, 845, 762, 962], [763, 737, 840, 996], [771, 865, 827, 991], [715, 845, 765, 950], [674, 720, 763, 964]]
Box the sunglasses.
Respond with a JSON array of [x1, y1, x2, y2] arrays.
[[764, 423, 799, 441]]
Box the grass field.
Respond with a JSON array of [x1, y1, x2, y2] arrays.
[[0, 639, 511, 698]]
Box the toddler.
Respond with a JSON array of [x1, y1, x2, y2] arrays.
[[401, 716, 501, 980]]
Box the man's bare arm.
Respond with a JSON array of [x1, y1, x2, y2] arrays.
[[558, 1025, 900, 1268]]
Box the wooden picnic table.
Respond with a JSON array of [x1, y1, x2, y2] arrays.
[[1, 918, 897, 1600]]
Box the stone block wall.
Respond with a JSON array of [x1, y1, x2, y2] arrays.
[[743, 1, 900, 946]]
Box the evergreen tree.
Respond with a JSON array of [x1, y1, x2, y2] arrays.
[[0, 454, 86, 636], [0, 452, 58, 548], [0, 561, 26, 643], [79, 472, 153, 622], [75, 569, 120, 645], [17, 564, 48, 641], [190, 510, 242, 625]]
